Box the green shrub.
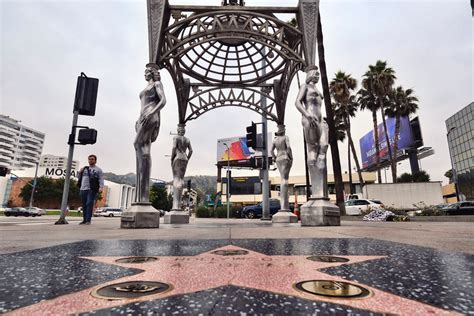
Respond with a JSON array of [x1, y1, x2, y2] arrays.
[[412, 202, 446, 216], [382, 206, 410, 216], [231, 204, 242, 218], [215, 206, 227, 218], [195, 206, 210, 218]]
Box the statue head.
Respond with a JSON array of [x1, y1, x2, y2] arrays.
[[275, 124, 286, 136], [177, 124, 186, 136], [145, 63, 161, 82], [305, 65, 320, 84]]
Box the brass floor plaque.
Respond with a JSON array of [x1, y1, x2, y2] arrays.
[[211, 250, 249, 256], [294, 280, 370, 298], [92, 281, 171, 300], [306, 255, 350, 263], [115, 256, 158, 263]]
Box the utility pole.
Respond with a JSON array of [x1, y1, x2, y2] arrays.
[[223, 143, 231, 219]]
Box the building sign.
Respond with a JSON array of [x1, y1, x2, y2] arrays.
[[12, 167, 79, 179], [359, 116, 415, 169], [45, 168, 79, 178]]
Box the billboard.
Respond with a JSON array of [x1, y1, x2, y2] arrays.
[[359, 116, 415, 169], [217, 134, 271, 162]]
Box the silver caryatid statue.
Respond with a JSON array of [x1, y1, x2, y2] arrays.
[[134, 64, 166, 203], [171, 124, 193, 210], [295, 65, 329, 198], [271, 124, 293, 211]]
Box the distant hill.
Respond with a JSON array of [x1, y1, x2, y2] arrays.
[[103, 172, 136, 186], [103, 173, 217, 198], [185, 175, 217, 196]]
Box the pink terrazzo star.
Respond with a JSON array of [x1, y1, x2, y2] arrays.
[[8, 245, 458, 315]]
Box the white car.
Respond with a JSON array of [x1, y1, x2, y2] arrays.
[[95, 207, 123, 217], [344, 199, 384, 215]]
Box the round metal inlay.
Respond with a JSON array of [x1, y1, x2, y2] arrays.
[[115, 256, 158, 264], [294, 280, 370, 299], [211, 250, 249, 256], [92, 281, 171, 300], [306, 255, 350, 263]]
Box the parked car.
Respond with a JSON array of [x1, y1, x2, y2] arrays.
[[4, 207, 41, 217], [94, 207, 123, 217], [344, 199, 384, 216], [442, 201, 474, 215], [241, 199, 295, 219], [25, 207, 46, 215]]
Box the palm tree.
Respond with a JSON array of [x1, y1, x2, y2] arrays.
[[316, 12, 346, 214], [330, 72, 364, 192], [362, 60, 397, 182], [333, 103, 347, 143], [333, 102, 353, 193], [358, 87, 382, 183], [385, 86, 419, 181]]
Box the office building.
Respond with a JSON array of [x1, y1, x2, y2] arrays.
[[0, 114, 45, 170], [445, 102, 473, 200]]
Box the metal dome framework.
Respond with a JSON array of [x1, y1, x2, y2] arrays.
[[147, 0, 321, 125]]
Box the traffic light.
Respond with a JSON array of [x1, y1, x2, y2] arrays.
[[187, 179, 191, 191], [246, 122, 257, 150], [0, 166, 8, 177], [78, 128, 98, 145], [73, 73, 99, 116]]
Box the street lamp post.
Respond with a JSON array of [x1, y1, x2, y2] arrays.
[[446, 127, 460, 201], [28, 162, 39, 208], [223, 143, 231, 219]]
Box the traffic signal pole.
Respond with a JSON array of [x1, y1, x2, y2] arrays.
[[260, 47, 270, 220], [55, 110, 79, 225]]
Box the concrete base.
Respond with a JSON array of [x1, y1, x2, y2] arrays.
[[163, 209, 190, 224], [121, 203, 160, 229], [300, 198, 340, 226], [272, 210, 298, 223]]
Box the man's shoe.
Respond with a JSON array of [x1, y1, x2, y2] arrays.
[[79, 221, 86, 225], [85, 222, 91, 225]]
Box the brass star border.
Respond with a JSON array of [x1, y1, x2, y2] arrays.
[[8, 245, 458, 315]]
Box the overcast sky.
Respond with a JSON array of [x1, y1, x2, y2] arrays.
[[1, 0, 472, 184]]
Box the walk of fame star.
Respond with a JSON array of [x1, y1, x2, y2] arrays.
[[8, 245, 457, 315]]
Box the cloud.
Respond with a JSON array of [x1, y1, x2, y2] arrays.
[[1, 0, 472, 184]]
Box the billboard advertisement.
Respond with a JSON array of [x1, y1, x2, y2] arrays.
[[359, 116, 415, 169], [217, 134, 271, 162]]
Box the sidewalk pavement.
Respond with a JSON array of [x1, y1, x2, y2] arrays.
[[1, 215, 473, 254], [1, 215, 473, 315]]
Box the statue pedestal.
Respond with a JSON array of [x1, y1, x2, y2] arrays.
[[272, 210, 298, 223], [163, 209, 189, 224], [121, 203, 160, 229], [300, 198, 340, 226]]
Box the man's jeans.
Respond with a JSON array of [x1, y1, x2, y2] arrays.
[[80, 189, 97, 223]]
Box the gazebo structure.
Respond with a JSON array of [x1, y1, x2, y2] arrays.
[[147, 0, 319, 125], [121, 0, 340, 228]]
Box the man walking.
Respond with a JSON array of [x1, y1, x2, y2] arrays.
[[78, 154, 104, 225]]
